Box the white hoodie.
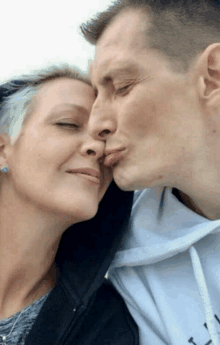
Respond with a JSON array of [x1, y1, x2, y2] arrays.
[[109, 188, 220, 345]]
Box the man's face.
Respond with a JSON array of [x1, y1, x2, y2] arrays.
[[89, 10, 203, 191]]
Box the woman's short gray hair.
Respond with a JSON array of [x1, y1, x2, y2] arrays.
[[0, 64, 91, 139]]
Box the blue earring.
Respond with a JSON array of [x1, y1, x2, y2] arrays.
[[1, 166, 9, 173]]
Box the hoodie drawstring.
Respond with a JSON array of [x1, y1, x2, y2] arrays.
[[189, 246, 220, 345]]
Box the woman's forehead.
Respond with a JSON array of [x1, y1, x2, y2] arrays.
[[32, 78, 95, 119]]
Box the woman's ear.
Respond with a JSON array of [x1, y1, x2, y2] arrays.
[[0, 134, 11, 168], [195, 43, 220, 106]]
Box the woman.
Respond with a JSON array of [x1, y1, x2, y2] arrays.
[[0, 65, 138, 345]]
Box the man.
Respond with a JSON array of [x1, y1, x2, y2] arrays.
[[80, 0, 220, 344]]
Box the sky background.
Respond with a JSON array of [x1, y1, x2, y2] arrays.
[[0, 0, 112, 83]]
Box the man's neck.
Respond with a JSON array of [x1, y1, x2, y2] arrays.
[[176, 187, 220, 220], [178, 190, 208, 218]]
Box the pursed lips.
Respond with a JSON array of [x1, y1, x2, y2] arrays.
[[104, 148, 125, 166]]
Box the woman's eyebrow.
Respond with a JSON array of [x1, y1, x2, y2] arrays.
[[52, 103, 88, 113], [46, 103, 89, 121]]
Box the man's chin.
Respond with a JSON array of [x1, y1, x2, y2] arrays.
[[113, 169, 137, 191], [113, 166, 156, 191]]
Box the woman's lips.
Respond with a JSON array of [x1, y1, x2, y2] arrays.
[[67, 168, 100, 184], [75, 173, 100, 184]]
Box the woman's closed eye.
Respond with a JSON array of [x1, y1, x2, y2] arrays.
[[55, 122, 80, 129]]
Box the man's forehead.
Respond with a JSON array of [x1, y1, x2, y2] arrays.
[[91, 57, 139, 83], [96, 9, 149, 52], [92, 10, 150, 83]]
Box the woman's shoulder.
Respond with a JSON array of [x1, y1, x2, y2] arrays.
[[70, 278, 139, 345], [26, 277, 139, 345]]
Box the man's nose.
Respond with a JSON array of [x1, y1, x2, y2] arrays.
[[88, 101, 116, 141]]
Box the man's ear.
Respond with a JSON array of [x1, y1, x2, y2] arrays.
[[0, 134, 11, 168], [195, 43, 220, 106]]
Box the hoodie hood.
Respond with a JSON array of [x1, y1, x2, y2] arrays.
[[109, 187, 220, 345], [111, 188, 220, 268]]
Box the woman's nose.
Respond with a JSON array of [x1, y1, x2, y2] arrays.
[[80, 136, 105, 160]]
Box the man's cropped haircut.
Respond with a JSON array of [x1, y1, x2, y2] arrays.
[[81, 0, 220, 73]]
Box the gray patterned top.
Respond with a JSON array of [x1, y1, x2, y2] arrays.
[[0, 290, 51, 345]]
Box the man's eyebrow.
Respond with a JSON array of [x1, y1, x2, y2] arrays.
[[99, 65, 138, 85]]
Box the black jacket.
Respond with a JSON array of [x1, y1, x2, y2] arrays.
[[25, 182, 139, 345]]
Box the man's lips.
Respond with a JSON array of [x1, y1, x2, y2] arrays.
[[104, 149, 125, 166], [66, 168, 100, 183]]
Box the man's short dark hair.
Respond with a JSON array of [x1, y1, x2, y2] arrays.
[[81, 0, 220, 73]]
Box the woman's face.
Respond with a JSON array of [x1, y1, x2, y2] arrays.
[[5, 78, 112, 222]]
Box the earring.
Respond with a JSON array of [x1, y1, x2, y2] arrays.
[[1, 166, 9, 173]]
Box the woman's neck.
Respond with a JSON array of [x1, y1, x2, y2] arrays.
[[0, 186, 72, 319]]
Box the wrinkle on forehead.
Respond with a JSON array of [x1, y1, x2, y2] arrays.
[[93, 57, 146, 86], [97, 9, 150, 51], [92, 9, 157, 87]]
